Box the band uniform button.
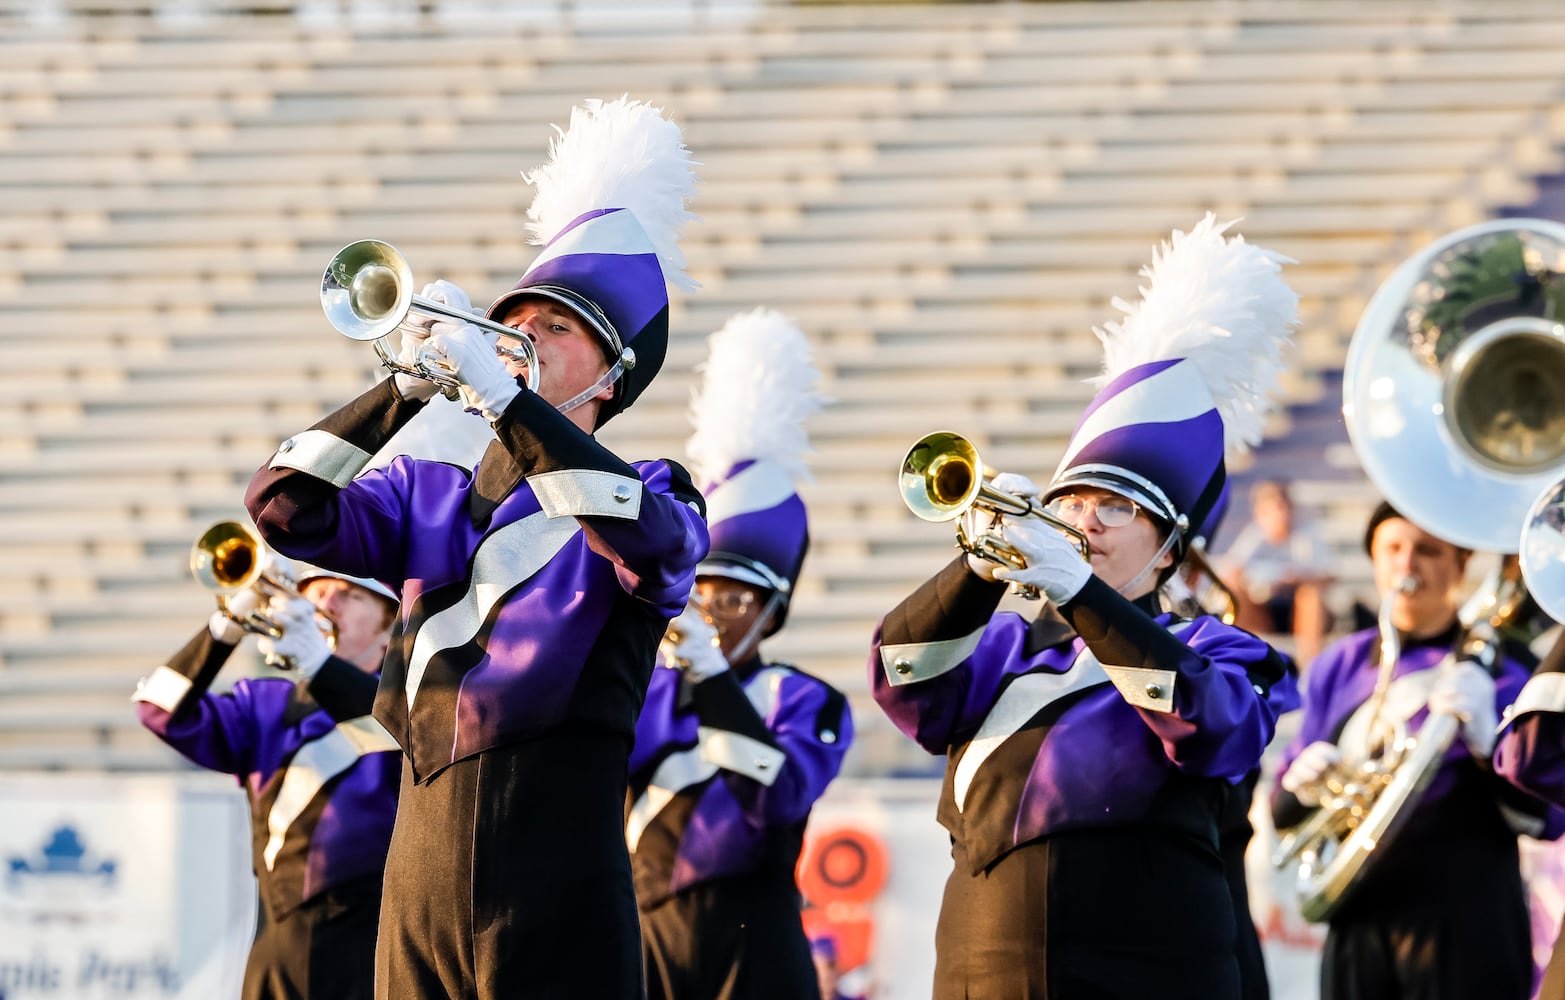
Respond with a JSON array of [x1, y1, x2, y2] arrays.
[[893, 658, 913, 676], [820, 729, 837, 744], [278, 437, 296, 453], [613, 483, 634, 503], [1145, 684, 1164, 700]]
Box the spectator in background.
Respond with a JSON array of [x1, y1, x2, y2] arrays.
[[1220, 479, 1334, 664]]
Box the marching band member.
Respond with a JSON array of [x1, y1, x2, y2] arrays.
[[1494, 629, 1565, 997], [628, 308, 852, 1000], [870, 216, 1298, 999], [1273, 501, 1556, 1000], [245, 97, 708, 998], [133, 562, 401, 1000]]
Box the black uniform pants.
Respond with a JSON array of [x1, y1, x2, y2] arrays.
[[1321, 837, 1531, 1000], [374, 733, 643, 1000], [934, 828, 1240, 1000], [640, 871, 817, 1000], [243, 875, 382, 1000]]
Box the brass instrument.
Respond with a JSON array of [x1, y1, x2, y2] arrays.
[[1274, 218, 1565, 922], [1521, 476, 1565, 622], [1180, 540, 1240, 626], [320, 239, 541, 398], [190, 520, 334, 668], [899, 430, 1090, 600]]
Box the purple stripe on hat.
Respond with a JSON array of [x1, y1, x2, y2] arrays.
[[1076, 358, 1183, 425], [706, 494, 808, 593], [1062, 409, 1224, 523], [520, 251, 668, 346], [552, 206, 621, 238]]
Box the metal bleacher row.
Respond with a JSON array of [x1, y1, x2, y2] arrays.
[[2, 0, 1564, 772]]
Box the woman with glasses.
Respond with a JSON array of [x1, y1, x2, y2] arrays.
[[627, 309, 852, 1000], [869, 217, 1298, 999]]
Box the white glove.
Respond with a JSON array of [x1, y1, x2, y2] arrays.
[[1280, 741, 1343, 806], [1428, 659, 1498, 757], [208, 588, 265, 644], [659, 605, 729, 683], [254, 596, 332, 679], [990, 516, 1093, 605], [393, 280, 476, 402], [423, 321, 521, 423], [961, 473, 1042, 582]]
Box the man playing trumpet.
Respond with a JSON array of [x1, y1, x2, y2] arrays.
[[133, 545, 401, 1000], [870, 217, 1298, 998]]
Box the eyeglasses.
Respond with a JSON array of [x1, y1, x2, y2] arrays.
[[695, 589, 758, 621], [1044, 493, 1141, 528]]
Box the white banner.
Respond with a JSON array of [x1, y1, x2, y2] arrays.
[[0, 773, 254, 1000]]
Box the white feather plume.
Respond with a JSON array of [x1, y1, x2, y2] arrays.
[[1092, 214, 1299, 452], [522, 96, 700, 291], [687, 308, 825, 488]]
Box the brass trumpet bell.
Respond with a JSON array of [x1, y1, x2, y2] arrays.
[[321, 239, 540, 396], [191, 520, 269, 594], [899, 431, 1091, 599]]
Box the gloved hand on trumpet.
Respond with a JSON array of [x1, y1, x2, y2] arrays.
[[208, 588, 266, 645], [660, 604, 729, 683], [421, 321, 525, 423], [255, 595, 334, 679], [961, 471, 1042, 582], [394, 280, 479, 403]]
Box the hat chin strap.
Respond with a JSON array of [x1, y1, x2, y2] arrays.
[[551, 358, 624, 416], [724, 591, 786, 666], [1118, 528, 1181, 601]]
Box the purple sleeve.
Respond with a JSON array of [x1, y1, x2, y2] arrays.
[[867, 557, 1014, 753], [714, 673, 853, 827], [138, 682, 262, 777], [1059, 577, 1283, 778], [488, 390, 707, 615], [244, 378, 427, 584], [1496, 638, 1565, 808]]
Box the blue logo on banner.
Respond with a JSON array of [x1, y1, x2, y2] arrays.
[[6, 825, 116, 891]]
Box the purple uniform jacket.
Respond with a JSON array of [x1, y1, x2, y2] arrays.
[[1495, 636, 1565, 831], [245, 379, 709, 781], [1276, 625, 1564, 843], [870, 557, 1286, 875], [134, 627, 400, 920], [627, 659, 852, 907]]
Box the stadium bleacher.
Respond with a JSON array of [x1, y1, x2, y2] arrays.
[[3, 0, 1564, 773]]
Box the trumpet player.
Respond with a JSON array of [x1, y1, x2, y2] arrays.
[[870, 217, 1298, 999], [133, 560, 401, 1000], [246, 97, 707, 999], [1272, 500, 1554, 1000], [628, 309, 852, 1000]]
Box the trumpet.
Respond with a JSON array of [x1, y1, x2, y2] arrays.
[[899, 431, 1090, 599], [320, 239, 541, 398], [190, 520, 335, 668]]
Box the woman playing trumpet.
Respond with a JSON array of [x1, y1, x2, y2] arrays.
[[629, 309, 852, 1000], [869, 217, 1298, 999], [133, 546, 401, 1000]]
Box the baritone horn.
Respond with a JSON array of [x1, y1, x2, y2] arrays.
[[320, 239, 540, 397], [190, 520, 334, 667], [899, 431, 1090, 599]]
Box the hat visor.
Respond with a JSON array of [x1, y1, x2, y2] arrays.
[[295, 567, 398, 604], [697, 560, 787, 594], [485, 285, 621, 361]]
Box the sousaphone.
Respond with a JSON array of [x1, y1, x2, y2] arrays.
[[1276, 218, 1565, 922]]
